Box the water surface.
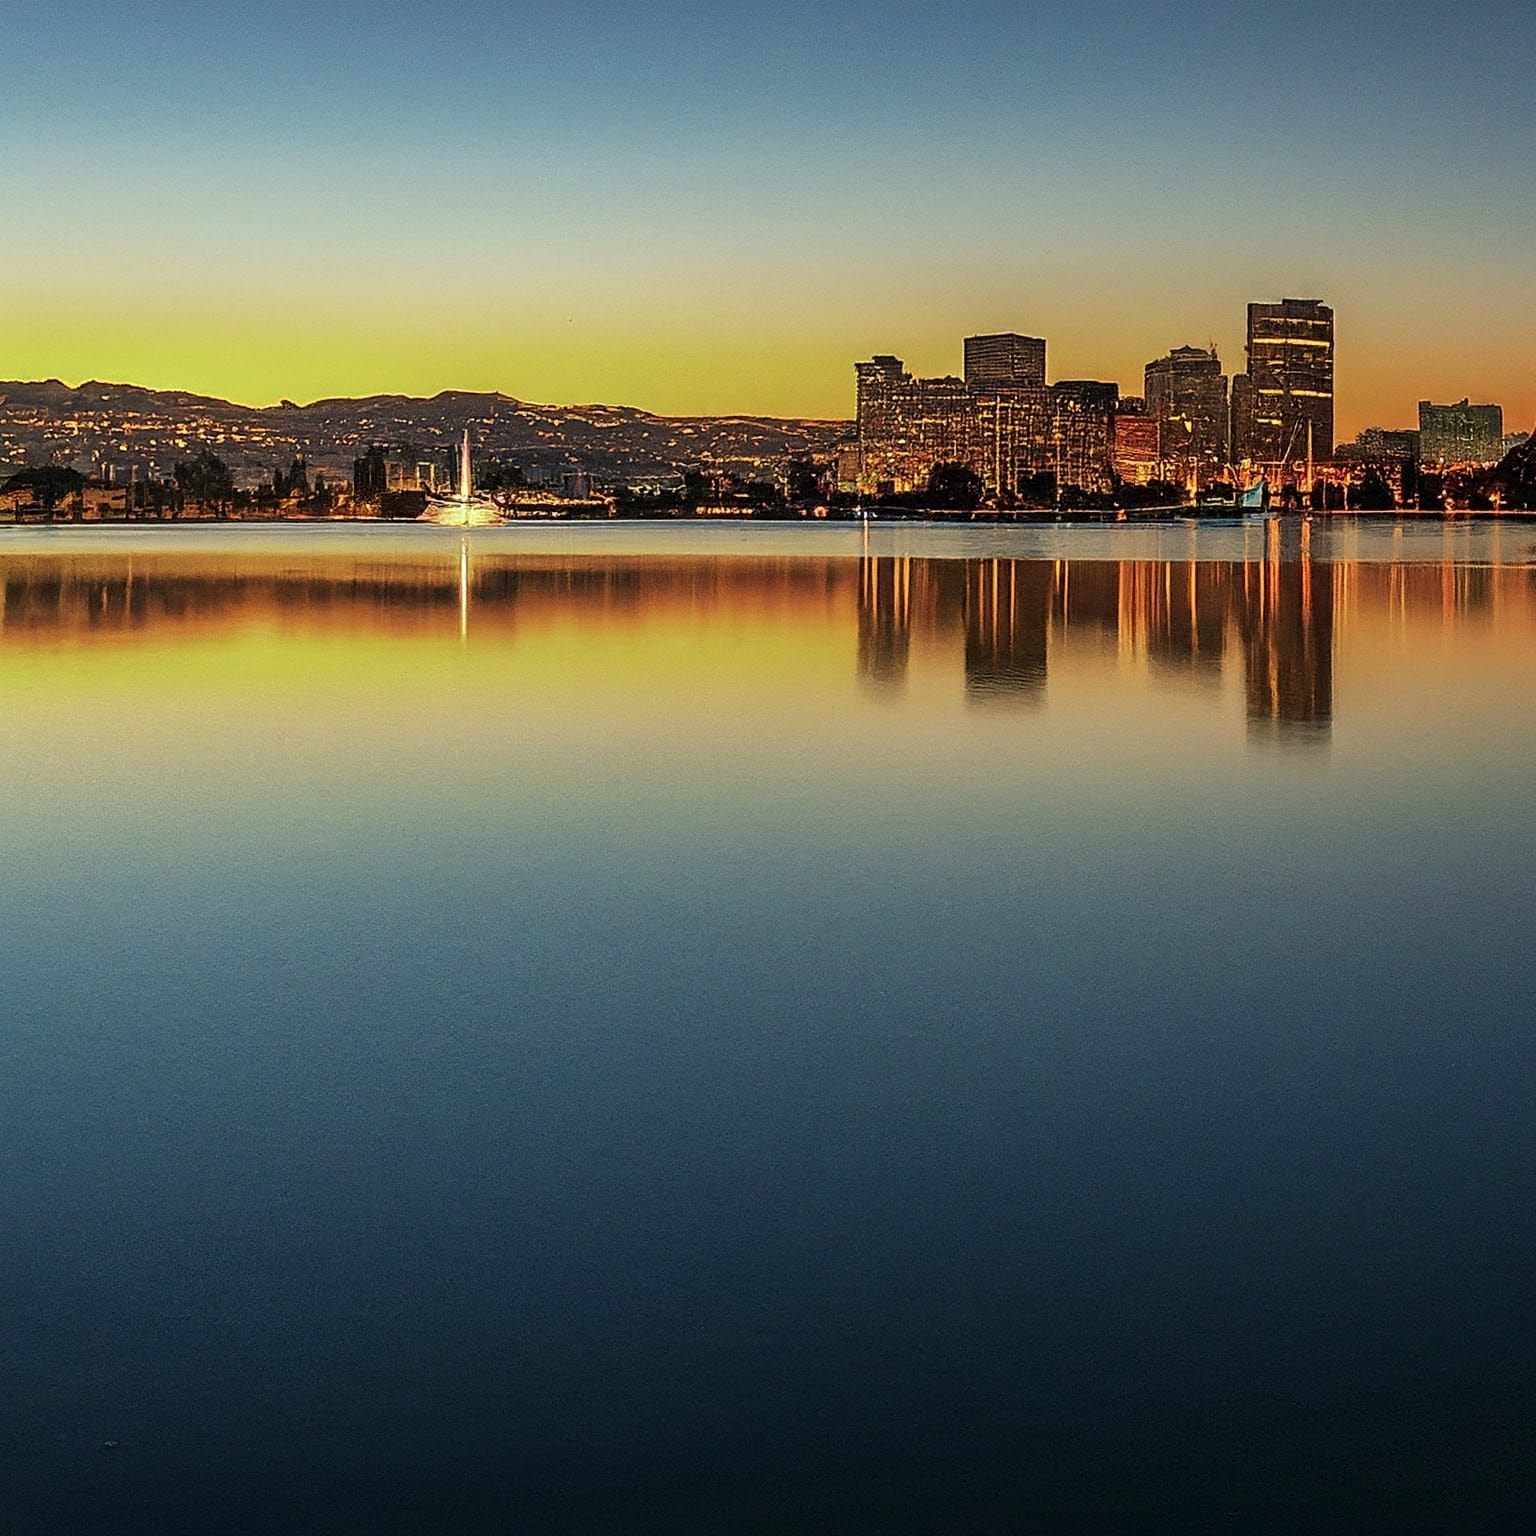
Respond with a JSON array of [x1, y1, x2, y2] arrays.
[[2, 522, 1533, 1533]]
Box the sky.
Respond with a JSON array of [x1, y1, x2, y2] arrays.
[[3, 0, 1533, 434]]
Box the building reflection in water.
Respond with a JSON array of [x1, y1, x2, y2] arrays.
[[857, 554, 911, 692], [1238, 523, 1333, 747], [8, 538, 1536, 744], [856, 548, 1335, 739], [964, 558, 1051, 703]]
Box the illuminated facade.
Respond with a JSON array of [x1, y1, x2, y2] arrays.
[[1111, 398, 1161, 486], [1234, 299, 1334, 469], [973, 388, 1052, 499], [854, 343, 1116, 500], [1048, 382, 1118, 496], [1418, 398, 1504, 465], [854, 357, 975, 493], [1144, 346, 1228, 488]]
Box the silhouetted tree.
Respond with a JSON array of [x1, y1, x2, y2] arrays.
[[173, 451, 235, 508], [1015, 470, 1057, 507], [1484, 431, 1536, 509], [1350, 469, 1396, 510], [925, 461, 983, 509], [2, 465, 84, 511], [743, 479, 783, 508], [682, 468, 721, 506]]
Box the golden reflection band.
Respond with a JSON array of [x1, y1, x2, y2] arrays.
[[5, 546, 1533, 740]]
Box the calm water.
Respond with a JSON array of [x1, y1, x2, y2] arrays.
[[2, 521, 1534, 1534]]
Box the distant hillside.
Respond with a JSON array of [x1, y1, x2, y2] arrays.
[[1, 378, 249, 416], [0, 380, 850, 484]]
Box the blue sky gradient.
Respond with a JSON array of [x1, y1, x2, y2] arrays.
[[4, 0, 1532, 428]]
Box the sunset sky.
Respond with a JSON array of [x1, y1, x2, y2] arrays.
[[5, 0, 1532, 435]]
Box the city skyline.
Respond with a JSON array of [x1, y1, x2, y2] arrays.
[[4, 0, 1532, 434]]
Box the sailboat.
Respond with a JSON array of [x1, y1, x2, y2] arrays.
[[419, 429, 507, 526]]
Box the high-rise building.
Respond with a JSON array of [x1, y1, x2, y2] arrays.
[[1048, 382, 1119, 495], [1144, 345, 1228, 488], [854, 356, 975, 494], [855, 356, 908, 446], [353, 445, 444, 499], [1418, 399, 1504, 465], [1234, 298, 1334, 469], [855, 339, 1116, 501], [963, 333, 1046, 390], [1111, 397, 1161, 486], [973, 387, 1052, 499]]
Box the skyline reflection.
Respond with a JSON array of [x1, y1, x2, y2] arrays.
[[6, 539, 1536, 748]]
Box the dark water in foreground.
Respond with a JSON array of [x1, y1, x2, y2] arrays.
[[2, 523, 1533, 1533]]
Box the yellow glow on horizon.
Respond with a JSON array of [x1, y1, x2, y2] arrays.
[[4, 281, 1532, 441]]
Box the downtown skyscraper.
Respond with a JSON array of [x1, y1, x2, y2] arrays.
[[1232, 299, 1334, 472], [1417, 398, 1505, 465], [1144, 345, 1228, 490]]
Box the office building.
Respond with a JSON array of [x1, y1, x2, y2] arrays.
[[854, 356, 975, 494], [1234, 298, 1334, 469], [1048, 382, 1119, 495], [1342, 427, 1420, 463], [963, 333, 1046, 390], [856, 343, 1117, 502], [1144, 346, 1228, 488], [1418, 399, 1504, 465], [1111, 398, 1161, 486]]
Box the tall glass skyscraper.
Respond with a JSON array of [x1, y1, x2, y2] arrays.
[[1235, 299, 1334, 469]]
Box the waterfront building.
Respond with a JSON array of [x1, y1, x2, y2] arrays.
[[1111, 398, 1161, 486], [353, 445, 446, 500], [854, 344, 1117, 500], [834, 441, 861, 494], [1233, 298, 1334, 470], [1144, 346, 1228, 489], [79, 484, 129, 519], [963, 333, 1046, 391], [1048, 382, 1118, 496], [1418, 399, 1504, 465], [853, 356, 975, 494], [854, 356, 909, 449], [973, 387, 1052, 500]]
